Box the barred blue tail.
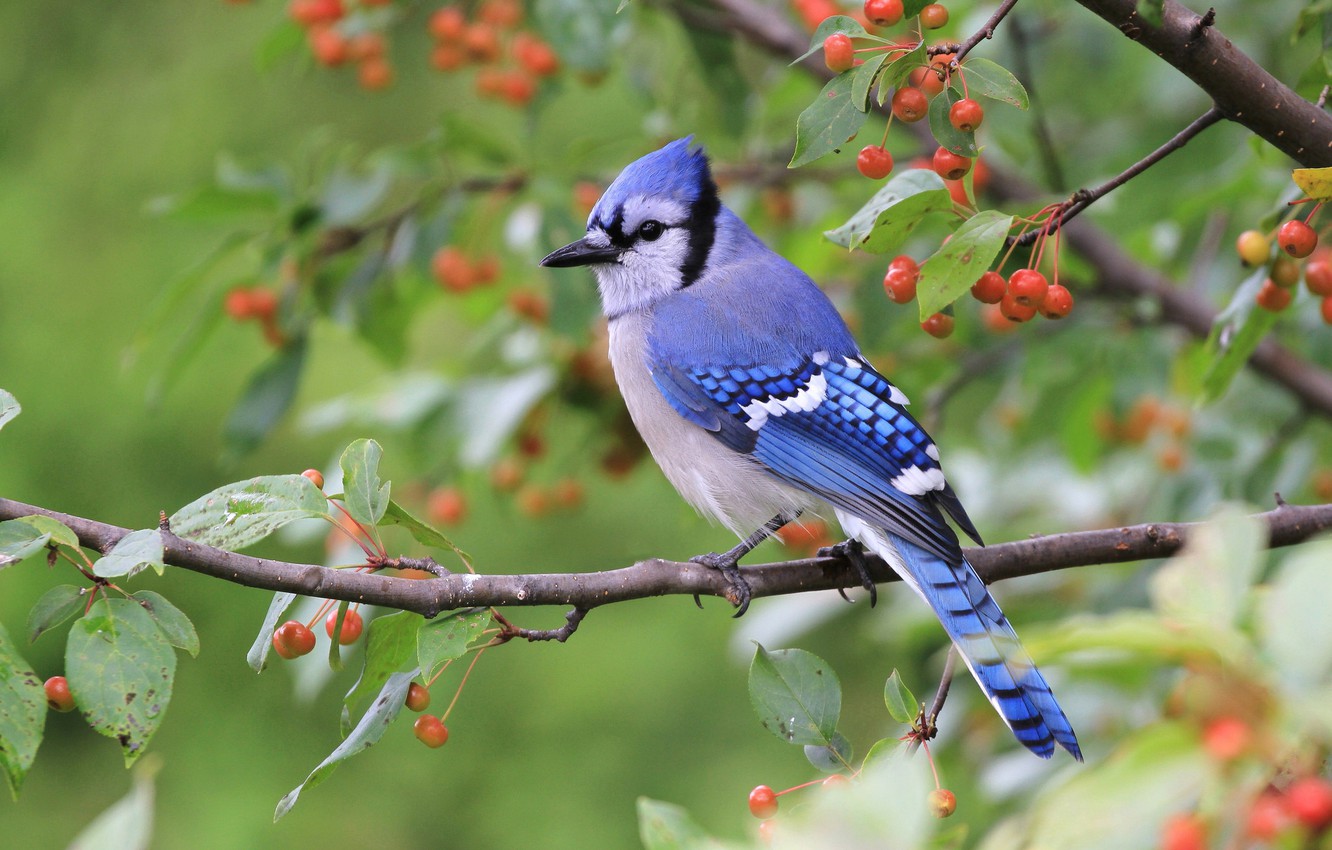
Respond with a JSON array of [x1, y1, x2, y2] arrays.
[[886, 533, 1082, 760]]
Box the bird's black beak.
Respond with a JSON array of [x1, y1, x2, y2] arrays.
[[540, 237, 620, 268]]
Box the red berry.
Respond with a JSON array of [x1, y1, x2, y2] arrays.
[[1008, 269, 1049, 307], [823, 33, 855, 73], [863, 0, 904, 26], [931, 147, 972, 181], [971, 270, 1006, 303], [427, 486, 467, 525], [983, 302, 1018, 332], [428, 5, 466, 41], [1201, 716, 1250, 761], [1039, 283, 1074, 319], [1322, 296, 1332, 325], [515, 484, 550, 517], [927, 788, 956, 818], [1286, 777, 1332, 829], [919, 3, 948, 29], [921, 313, 954, 338], [882, 255, 919, 303], [405, 682, 431, 712], [553, 477, 585, 508], [1256, 279, 1292, 312], [44, 676, 74, 713], [857, 145, 894, 179], [301, 468, 324, 489], [1161, 814, 1207, 850], [325, 608, 364, 644], [1246, 793, 1289, 840], [413, 714, 449, 747], [289, 0, 344, 26], [273, 621, 317, 659], [1235, 229, 1270, 266], [358, 58, 394, 90], [224, 288, 255, 321], [999, 289, 1037, 323], [1278, 219, 1318, 258], [890, 86, 929, 123], [1306, 260, 1332, 296], [513, 33, 559, 77], [432, 246, 474, 292], [308, 25, 349, 66], [948, 98, 984, 132], [748, 785, 779, 820], [463, 23, 502, 62]]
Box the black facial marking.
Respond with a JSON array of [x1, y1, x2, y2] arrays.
[[679, 176, 720, 288]]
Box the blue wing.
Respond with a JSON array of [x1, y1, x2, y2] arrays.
[[651, 350, 980, 564], [649, 349, 1082, 760]]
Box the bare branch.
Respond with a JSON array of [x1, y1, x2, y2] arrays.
[[3, 496, 1330, 622]]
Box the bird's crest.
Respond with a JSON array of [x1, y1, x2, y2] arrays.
[[590, 136, 716, 229]]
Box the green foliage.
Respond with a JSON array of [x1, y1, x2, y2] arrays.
[[0, 622, 43, 799]]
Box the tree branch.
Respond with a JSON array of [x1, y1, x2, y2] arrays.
[[3, 496, 1330, 620]]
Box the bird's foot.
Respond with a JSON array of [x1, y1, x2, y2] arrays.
[[690, 551, 753, 618], [817, 538, 877, 607]]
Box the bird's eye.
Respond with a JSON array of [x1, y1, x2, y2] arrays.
[[638, 220, 664, 242]]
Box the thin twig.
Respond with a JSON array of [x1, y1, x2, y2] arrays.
[[1012, 106, 1224, 247], [954, 0, 1022, 64]]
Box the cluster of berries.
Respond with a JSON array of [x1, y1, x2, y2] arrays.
[[882, 255, 1073, 338], [224, 286, 286, 347], [1093, 394, 1191, 472], [431, 245, 502, 293], [288, 0, 396, 90], [427, 1, 560, 107], [1237, 215, 1332, 321]]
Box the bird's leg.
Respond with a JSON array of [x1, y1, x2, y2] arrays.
[[691, 510, 800, 618], [817, 538, 878, 607]]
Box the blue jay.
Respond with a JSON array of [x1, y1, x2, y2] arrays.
[[541, 138, 1081, 760]]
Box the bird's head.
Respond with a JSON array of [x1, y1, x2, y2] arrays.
[[540, 136, 721, 318]]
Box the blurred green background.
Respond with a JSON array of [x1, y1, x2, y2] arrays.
[[3, 0, 1332, 847]]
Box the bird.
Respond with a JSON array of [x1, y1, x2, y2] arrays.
[[540, 137, 1081, 761]]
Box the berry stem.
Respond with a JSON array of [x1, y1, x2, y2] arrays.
[[1304, 201, 1324, 226], [921, 740, 943, 790], [440, 646, 487, 723]]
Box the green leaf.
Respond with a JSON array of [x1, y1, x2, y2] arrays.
[[1199, 267, 1278, 404], [340, 438, 391, 528], [66, 598, 176, 766], [804, 730, 853, 773], [27, 584, 86, 643], [1260, 539, 1332, 691], [327, 602, 348, 673], [0, 519, 54, 569], [381, 499, 461, 555], [862, 735, 904, 766], [917, 210, 1014, 318], [0, 622, 44, 799], [927, 86, 978, 157], [824, 169, 952, 254], [748, 644, 841, 746], [851, 51, 891, 111], [319, 164, 392, 227], [223, 337, 307, 458], [790, 72, 870, 169], [883, 669, 918, 724], [18, 516, 79, 549], [960, 57, 1029, 109], [170, 474, 329, 550], [876, 44, 926, 105], [792, 16, 872, 63], [274, 671, 413, 821], [67, 760, 157, 850], [93, 530, 165, 579], [637, 798, 731, 850], [130, 592, 200, 658], [247, 591, 298, 672], [418, 609, 490, 681], [342, 611, 421, 733], [0, 389, 19, 431], [902, 0, 932, 14]]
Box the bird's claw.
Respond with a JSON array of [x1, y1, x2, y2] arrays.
[[818, 539, 878, 607], [690, 551, 753, 617]]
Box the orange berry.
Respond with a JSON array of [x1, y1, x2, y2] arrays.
[[927, 788, 956, 817], [325, 608, 364, 644], [823, 33, 855, 73], [919, 2, 949, 28], [1306, 259, 1332, 296], [249, 288, 278, 320], [463, 24, 501, 62], [891, 86, 928, 122], [426, 486, 467, 525], [513, 33, 559, 76], [405, 682, 431, 712], [430, 44, 467, 71], [507, 290, 550, 324], [931, 147, 971, 181], [224, 287, 256, 320], [428, 5, 467, 41], [1201, 716, 1251, 761], [1246, 792, 1289, 840], [1255, 279, 1292, 311], [44, 676, 74, 712], [748, 785, 779, 820], [413, 714, 449, 747], [1008, 269, 1049, 307], [573, 181, 602, 215], [971, 271, 1006, 304], [308, 25, 349, 66], [272, 621, 317, 659], [357, 58, 394, 90], [515, 484, 550, 517], [1158, 441, 1185, 472], [1039, 283, 1074, 319], [302, 468, 325, 489], [478, 0, 522, 27], [290, 0, 344, 27], [553, 477, 585, 508], [490, 457, 524, 491], [1286, 777, 1332, 829], [1161, 814, 1207, 850], [999, 290, 1037, 323], [921, 312, 954, 338], [432, 246, 474, 292], [500, 71, 537, 105], [347, 31, 386, 62], [1278, 219, 1318, 258]]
